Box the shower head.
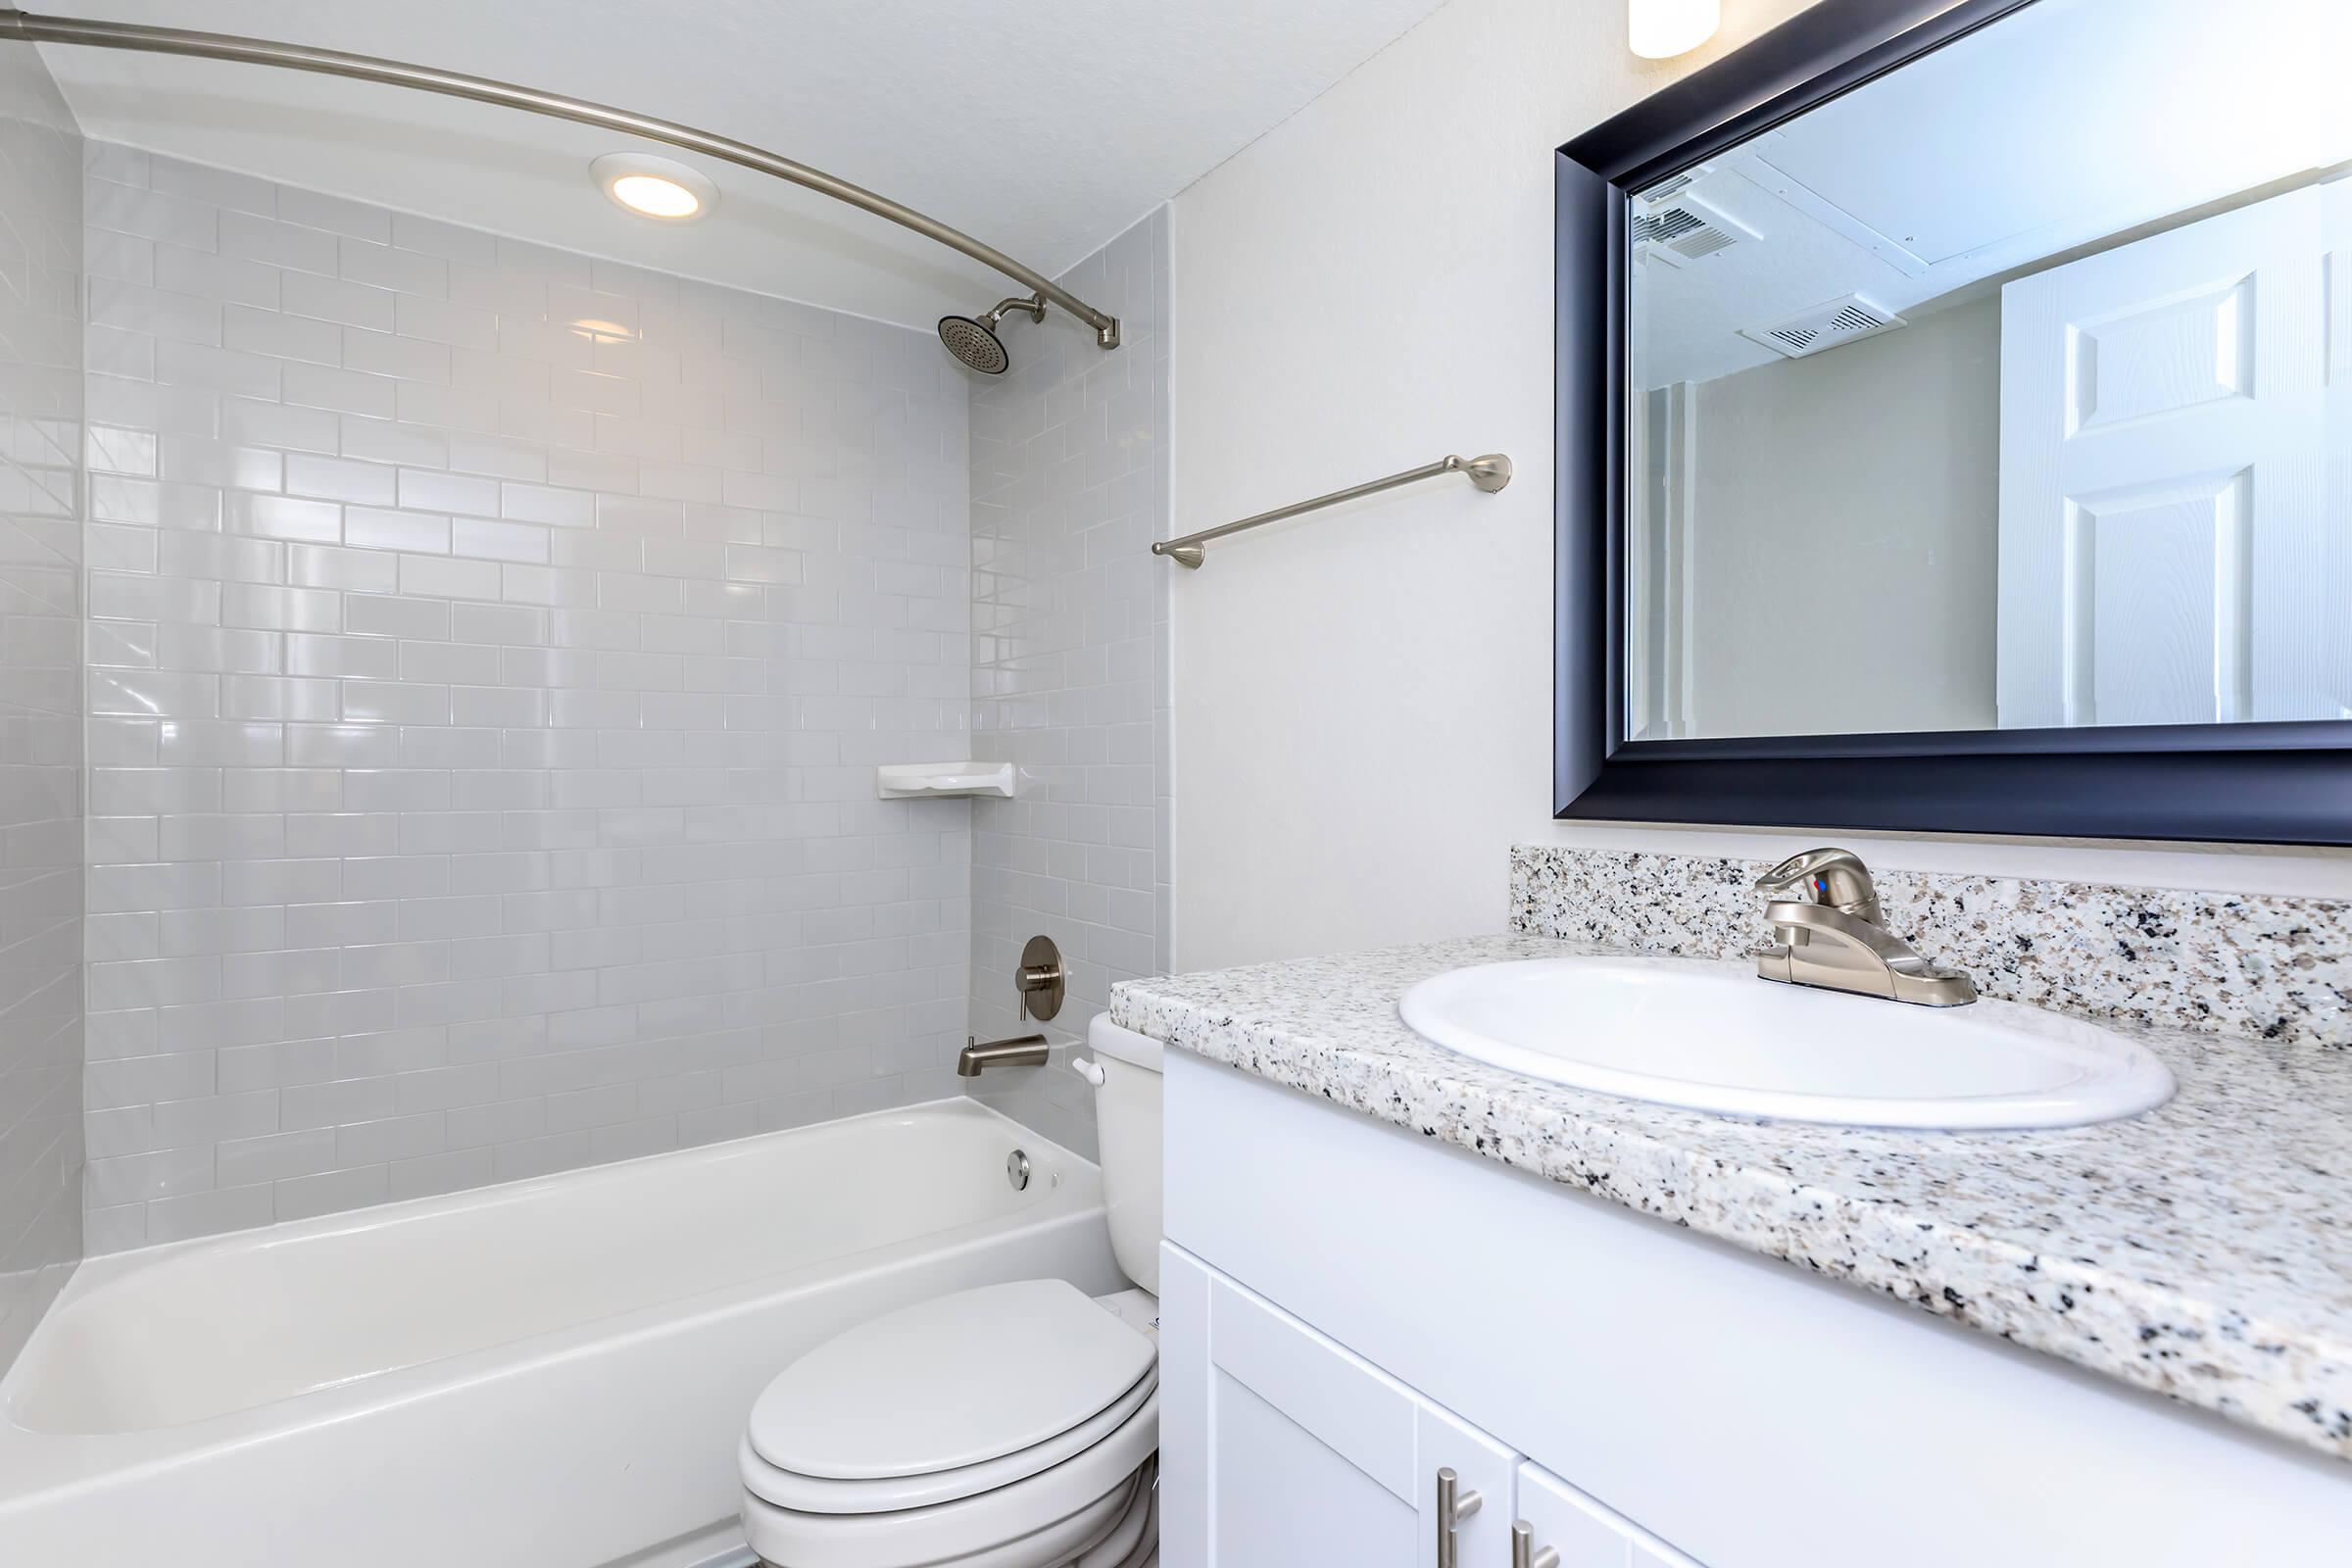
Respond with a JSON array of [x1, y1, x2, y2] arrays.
[[938, 293, 1046, 374], [937, 315, 1009, 374]]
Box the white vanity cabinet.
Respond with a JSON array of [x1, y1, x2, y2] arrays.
[[1161, 1238, 1698, 1568], [1154, 1049, 2352, 1568], [1159, 1247, 1520, 1568]]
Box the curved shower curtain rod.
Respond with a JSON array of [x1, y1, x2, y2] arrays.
[[0, 6, 1121, 350]]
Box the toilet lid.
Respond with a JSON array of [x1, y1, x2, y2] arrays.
[[747, 1279, 1157, 1481]]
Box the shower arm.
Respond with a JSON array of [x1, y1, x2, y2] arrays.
[[0, 7, 1121, 351], [983, 294, 1048, 327]]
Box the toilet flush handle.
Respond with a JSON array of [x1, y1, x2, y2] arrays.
[[1070, 1056, 1106, 1087]]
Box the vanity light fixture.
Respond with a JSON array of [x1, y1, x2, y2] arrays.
[[591, 152, 717, 221], [1629, 0, 1720, 59]]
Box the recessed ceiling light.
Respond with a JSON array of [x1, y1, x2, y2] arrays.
[[591, 152, 717, 222], [612, 175, 698, 218]]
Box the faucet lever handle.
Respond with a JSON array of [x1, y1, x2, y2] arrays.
[[1756, 847, 1882, 925]]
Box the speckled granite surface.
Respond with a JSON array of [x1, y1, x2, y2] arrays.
[[1111, 934, 2352, 1460], [1510, 846, 2352, 1048]]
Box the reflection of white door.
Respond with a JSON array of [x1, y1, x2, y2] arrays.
[[2328, 182, 2352, 718], [1997, 186, 2328, 728]]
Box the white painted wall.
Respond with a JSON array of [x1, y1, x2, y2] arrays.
[[1167, 0, 2352, 972]]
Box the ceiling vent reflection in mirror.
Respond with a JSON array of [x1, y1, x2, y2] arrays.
[[1740, 293, 1906, 359], [1633, 191, 1754, 266]]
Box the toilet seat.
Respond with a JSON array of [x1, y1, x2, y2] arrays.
[[740, 1423, 1158, 1568], [743, 1364, 1158, 1515], [744, 1279, 1156, 1513], [739, 1385, 1157, 1555], [739, 1280, 1160, 1568]]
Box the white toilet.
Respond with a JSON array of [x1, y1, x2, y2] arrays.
[[737, 1015, 1164, 1568]]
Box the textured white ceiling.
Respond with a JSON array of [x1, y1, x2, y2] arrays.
[[1636, 0, 2345, 386], [38, 0, 1449, 327]]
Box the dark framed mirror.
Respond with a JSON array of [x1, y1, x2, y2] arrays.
[[1554, 0, 2352, 843]]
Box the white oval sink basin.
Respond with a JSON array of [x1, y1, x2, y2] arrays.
[[1397, 956, 2175, 1129]]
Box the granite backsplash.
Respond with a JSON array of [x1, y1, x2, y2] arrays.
[[1510, 847, 2350, 1048]]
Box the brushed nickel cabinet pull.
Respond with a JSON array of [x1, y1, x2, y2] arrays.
[[1435, 1467, 1483, 1568], [1512, 1520, 1562, 1568]]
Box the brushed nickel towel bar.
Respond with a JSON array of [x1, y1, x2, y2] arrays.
[[0, 7, 1120, 351], [1152, 453, 1511, 569]]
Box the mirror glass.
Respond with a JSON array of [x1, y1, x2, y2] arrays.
[[1625, 0, 2349, 741]]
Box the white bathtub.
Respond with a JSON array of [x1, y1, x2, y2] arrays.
[[0, 1098, 1121, 1567]]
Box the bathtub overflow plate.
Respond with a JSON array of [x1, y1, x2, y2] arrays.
[[1006, 1149, 1032, 1191]]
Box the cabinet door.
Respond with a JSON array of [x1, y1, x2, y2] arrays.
[[1161, 1245, 1515, 1568], [1516, 1461, 1709, 1568]]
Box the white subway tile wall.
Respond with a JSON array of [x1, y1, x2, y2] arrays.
[[964, 213, 1171, 1157], [79, 146, 974, 1249], [0, 43, 85, 1371]]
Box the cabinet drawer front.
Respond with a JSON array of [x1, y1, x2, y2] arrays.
[[1208, 1270, 1419, 1501], [1201, 1269, 1423, 1567]]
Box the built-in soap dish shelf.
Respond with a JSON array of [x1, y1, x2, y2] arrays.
[[876, 761, 1016, 800]]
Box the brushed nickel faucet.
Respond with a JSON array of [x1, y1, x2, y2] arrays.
[[1752, 848, 1977, 1006], [956, 1033, 1050, 1077]]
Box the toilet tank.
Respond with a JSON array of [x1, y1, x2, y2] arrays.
[[1084, 1015, 1164, 1296]]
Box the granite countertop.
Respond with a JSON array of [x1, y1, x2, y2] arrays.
[[1109, 933, 2352, 1461]]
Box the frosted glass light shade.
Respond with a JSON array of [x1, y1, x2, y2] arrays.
[[1629, 0, 1721, 59]]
